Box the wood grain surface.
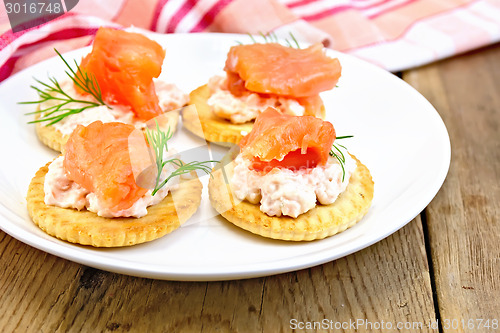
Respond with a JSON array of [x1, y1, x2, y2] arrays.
[[1, 43, 499, 332], [0, 218, 435, 332], [404, 43, 500, 333]]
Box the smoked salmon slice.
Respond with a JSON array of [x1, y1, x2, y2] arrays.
[[78, 27, 166, 121], [224, 43, 341, 98], [63, 121, 148, 213], [239, 108, 336, 171]]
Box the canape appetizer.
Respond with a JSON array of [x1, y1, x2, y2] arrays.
[[208, 108, 373, 241], [26, 121, 213, 247], [184, 42, 341, 146], [23, 27, 188, 152]]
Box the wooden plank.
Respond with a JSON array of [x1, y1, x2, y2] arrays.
[[0, 213, 436, 332], [256, 215, 436, 333], [0, 231, 81, 332], [403, 44, 500, 332]]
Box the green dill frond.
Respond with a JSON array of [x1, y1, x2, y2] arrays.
[[239, 31, 301, 49], [329, 135, 354, 182], [145, 122, 218, 196], [20, 48, 107, 125]]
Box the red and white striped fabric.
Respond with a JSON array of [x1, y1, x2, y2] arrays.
[[1, 0, 500, 81]]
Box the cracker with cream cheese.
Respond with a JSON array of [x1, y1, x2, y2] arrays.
[[208, 155, 374, 241], [183, 85, 253, 146], [27, 161, 202, 247]]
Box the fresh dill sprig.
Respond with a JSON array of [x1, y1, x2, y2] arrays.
[[145, 121, 174, 195], [244, 31, 301, 49], [20, 49, 107, 125], [288, 32, 300, 49], [247, 32, 257, 44], [329, 135, 353, 182], [145, 122, 217, 196]]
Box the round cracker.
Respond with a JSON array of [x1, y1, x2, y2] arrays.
[[35, 117, 68, 152], [27, 161, 202, 247], [183, 85, 253, 146], [34, 109, 180, 153], [208, 155, 374, 241]]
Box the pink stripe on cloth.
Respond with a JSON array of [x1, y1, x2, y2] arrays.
[[1, 13, 119, 54], [301, 5, 353, 20], [297, 0, 416, 21], [151, 0, 170, 31], [290, 0, 397, 13], [206, 0, 296, 33], [0, 13, 120, 82], [166, 0, 196, 33], [346, 0, 500, 71], [286, 0, 320, 9], [368, 0, 421, 19], [190, 0, 234, 32], [1, 12, 77, 51], [0, 27, 97, 79], [0, 55, 19, 81], [0, 29, 97, 82], [14, 27, 99, 52]]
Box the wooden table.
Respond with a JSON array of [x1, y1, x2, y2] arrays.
[[1, 43, 499, 333]]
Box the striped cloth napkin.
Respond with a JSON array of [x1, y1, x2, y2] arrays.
[[1, 0, 499, 81]]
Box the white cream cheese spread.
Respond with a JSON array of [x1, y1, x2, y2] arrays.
[[231, 149, 357, 218], [44, 155, 179, 218], [40, 79, 188, 136], [207, 75, 305, 124]]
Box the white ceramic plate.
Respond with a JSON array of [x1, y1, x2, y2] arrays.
[[0, 32, 450, 281]]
